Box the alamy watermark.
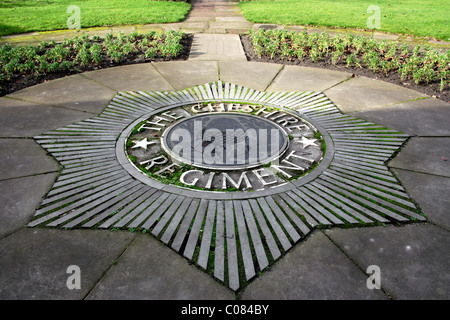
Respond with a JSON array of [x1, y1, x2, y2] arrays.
[[168, 122, 282, 167], [67, 5, 81, 30], [66, 265, 81, 290], [367, 5, 381, 30], [366, 265, 381, 289]]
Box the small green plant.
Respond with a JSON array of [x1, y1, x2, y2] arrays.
[[145, 47, 158, 59], [89, 43, 103, 65], [331, 50, 343, 65], [0, 30, 187, 95], [75, 46, 90, 67], [248, 29, 449, 92]]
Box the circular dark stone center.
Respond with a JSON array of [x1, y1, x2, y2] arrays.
[[161, 113, 289, 170]]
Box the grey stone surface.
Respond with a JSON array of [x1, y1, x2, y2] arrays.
[[351, 98, 450, 136], [189, 34, 247, 61], [325, 224, 450, 300], [0, 139, 60, 180], [393, 169, 450, 230], [0, 173, 57, 238], [153, 61, 219, 90], [324, 76, 428, 113], [267, 65, 351, 92], [388, 137, 450, 178], [0, 97, 92, 137], [82, 63, 174, 92], [372, 32, 400, 41], [22, 80, 429, 292], [8, 74, 116, 114], [0, 229, 136, 299], [86, 234, 235, 300], [0, 0, 448, 301], [225, 202, 239, 291], [215, 16, 249, 23], [240, 231, 387, 300], [208, 21, 253, 32], [219, 61, 282, 91]]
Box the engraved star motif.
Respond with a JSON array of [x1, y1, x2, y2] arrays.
[[132, 138, 156, 150], [296, 136, 318, 149]]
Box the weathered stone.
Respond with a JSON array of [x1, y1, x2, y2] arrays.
[[82, 63, 174, 92], [0, 97, 92, 137], [85, 234, 234, 299], [268, 65, 352, 92], [324, 76, 428, 113], [351, 98, 450, 136], [0, 139, 59, 180], [8, 74, 116, 114], [153, 61, 219, 90], [388, 137, 450, 177], [189, 34, 247, 61], [240, 231, 387, 300], [0, 229, 136, 299], [393, 169, 450, 230], [0, 173, 57, 238], [219, 61, 282, 91], [325, 224, 450, 299]]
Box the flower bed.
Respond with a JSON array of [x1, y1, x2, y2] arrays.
[[243, 29, 449, 102], [0, 30, 192, 96]]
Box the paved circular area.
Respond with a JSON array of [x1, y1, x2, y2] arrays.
[[1, 53, 449, 299], [25, 80, 426, 292], [0, 0, 449, 301]]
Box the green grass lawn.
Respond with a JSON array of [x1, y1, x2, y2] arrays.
[[0, 0, 191, 36], [239, 0, 450, 41]]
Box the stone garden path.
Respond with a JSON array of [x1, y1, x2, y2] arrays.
[[0, 0, 449, 301]]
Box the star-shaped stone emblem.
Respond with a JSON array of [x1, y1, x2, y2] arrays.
[[29, 82, 426, 292]]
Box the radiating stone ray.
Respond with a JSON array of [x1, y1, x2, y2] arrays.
[[29, 81, 426, 291]]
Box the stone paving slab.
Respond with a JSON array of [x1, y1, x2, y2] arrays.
[[324, 76, 428, 113], [0, 30, 448, 299], [388, 137, 450, 177], [135, 24, 165, 33], [180, 22, 209, 31], [81, 64, 175, 92], [0, 97, 93, 138], [324, 224, 450, 300], [350, 97, 450, 136], [218, 61, 282, 91], [8, 74, 116, 114], [24, 80, 427, 292], [153, 60, 219, 90], [215, 16, 249, 22], [0, 228, 136, 299], [393, 169, 450, 230], [189, 34, 247, 61], [208, 21, 253, 32], [86, 234, 235, 300], [0, 139, 59, 180], [267, 65, 352, 92], [0, 174, 57, 239], [240, 231, 387, 300], [392, 169, 450, 230]]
